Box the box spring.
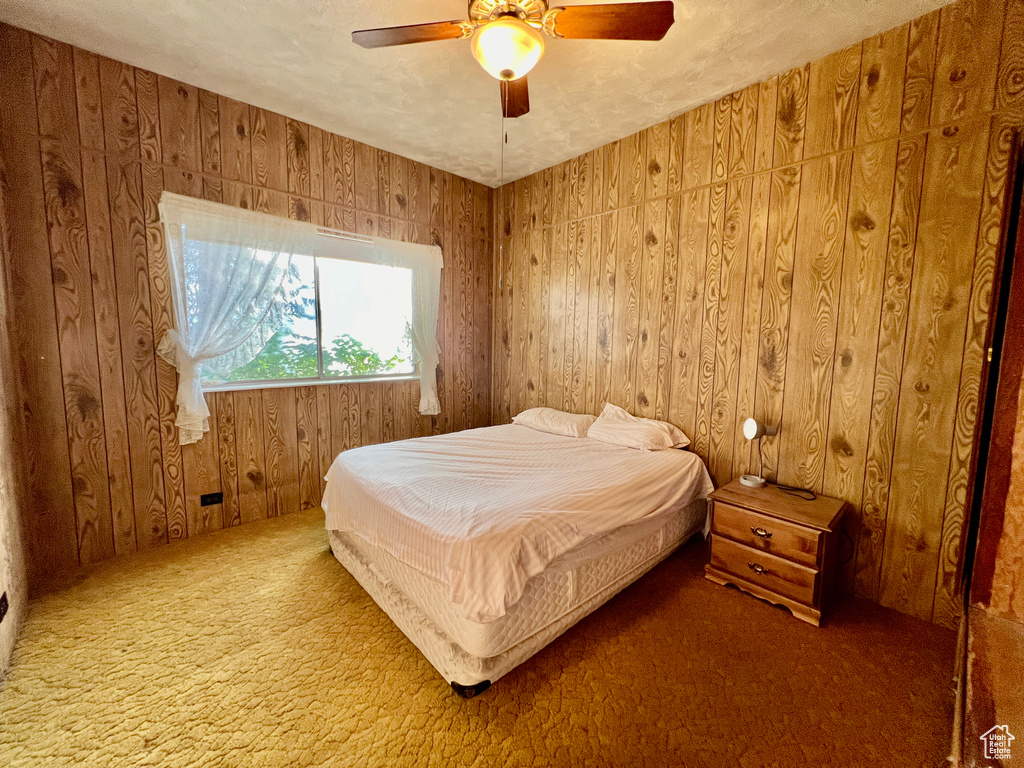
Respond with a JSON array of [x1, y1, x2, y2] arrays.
[[328, 497, 707, 687]]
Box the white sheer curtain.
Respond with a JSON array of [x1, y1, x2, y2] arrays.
[[158, 192, 444, 446], [316, 232, 443, 415], [158, 192, 318, 445]]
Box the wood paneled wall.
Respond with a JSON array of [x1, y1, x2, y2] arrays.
[[0, 23, 492, 586], [0, 146, 30, 674], [492, 0, 1024, 627]]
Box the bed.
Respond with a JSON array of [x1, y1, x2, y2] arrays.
[[323, 422, 714, 696]]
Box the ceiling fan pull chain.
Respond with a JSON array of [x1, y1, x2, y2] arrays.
[[498, 111, 505, 289]]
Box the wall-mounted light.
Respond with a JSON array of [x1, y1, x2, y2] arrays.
[[740, 417, 779, 488], [470, 16, 545, 81]]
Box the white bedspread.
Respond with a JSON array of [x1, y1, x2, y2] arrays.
[[323, 424, 714, 622]]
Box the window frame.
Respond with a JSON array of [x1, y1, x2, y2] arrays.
[[199, 241, 420, 392]]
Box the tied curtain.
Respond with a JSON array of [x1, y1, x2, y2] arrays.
[[157, 193, 318, 445], [314, 232, 443, 415], [157, 192, 443, 446]]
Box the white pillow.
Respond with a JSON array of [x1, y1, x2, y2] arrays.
[[512, 407, 598, 438], [586, 403, 691, 451]]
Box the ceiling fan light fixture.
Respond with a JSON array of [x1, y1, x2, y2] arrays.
[[471, 16, 545, 81]]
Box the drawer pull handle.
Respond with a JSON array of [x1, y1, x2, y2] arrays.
[[751, 527, 773, 539], [748, 562, 770, 576]]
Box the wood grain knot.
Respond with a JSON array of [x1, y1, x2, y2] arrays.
[[641, 330, 648, 343], [942, 125, 959, 138], [52, 266, 68, 286], [72, 475, 87, 495], [645, 231, 658, 246], [866, 65, 880, 89], [531, 256, 538, 266], [648, 159, 661, 176], [850, 211, 875, 232], [177, 85, 189, 99], [395, 193, 406, 209], [293, 200, 309, 221], [914, 380, 930, 394], [598, 327, 609, 351], [949, 68, 967, 83], [638, 393, 649, 407], [291, 129, 307, 156], [830, 435, 854, 457], [503, 220, 512, 236], [782, 272, 793, 291], [297, 427, 306, 440], [608, 275, 616, 288], [527, 379, 535, 391], [56, 169, 81, 207], [247, 470, 264, 487], [236, 122, 246, 137], [1007, 67, 1024, 95], [501, 330, 509, 347], [840, 349, 853, 368], [69, 379, 101, 420], [777, 93, 799, 135]]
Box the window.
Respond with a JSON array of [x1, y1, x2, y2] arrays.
[[199, 252, 417, 387], [158, 192, 442, 446]]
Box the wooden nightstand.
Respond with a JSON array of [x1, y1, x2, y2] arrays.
[[704, 479, 846, 626]]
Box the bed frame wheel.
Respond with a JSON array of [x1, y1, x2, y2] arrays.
[[451, 680, 491, 698]]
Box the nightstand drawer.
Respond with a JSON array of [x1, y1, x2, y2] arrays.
[[712, 502, 821, 567], [710, 536, 818, 605]]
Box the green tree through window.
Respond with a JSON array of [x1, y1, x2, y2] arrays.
[[223, 331, 405, 381], [200, 254, 415, 385]]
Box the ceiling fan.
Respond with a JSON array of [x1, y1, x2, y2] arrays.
[[352, 1, 675, 118]]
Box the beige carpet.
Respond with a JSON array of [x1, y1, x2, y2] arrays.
[[0, 509, 955, 767]]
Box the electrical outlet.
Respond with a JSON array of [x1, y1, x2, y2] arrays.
[[0, 592, 8, 625], [200, 492, 223, 507]]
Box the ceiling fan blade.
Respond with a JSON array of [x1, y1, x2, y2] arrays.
[[500, 77, 530, 119], [550, 2, 675, 41], [352, 20, 469, 48]]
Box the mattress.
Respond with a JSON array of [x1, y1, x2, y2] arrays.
[[329, 497, 707, 686], [324, 424, 714, 622]]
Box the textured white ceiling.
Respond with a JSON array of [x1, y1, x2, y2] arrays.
[[0, 0, 950, 186]]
